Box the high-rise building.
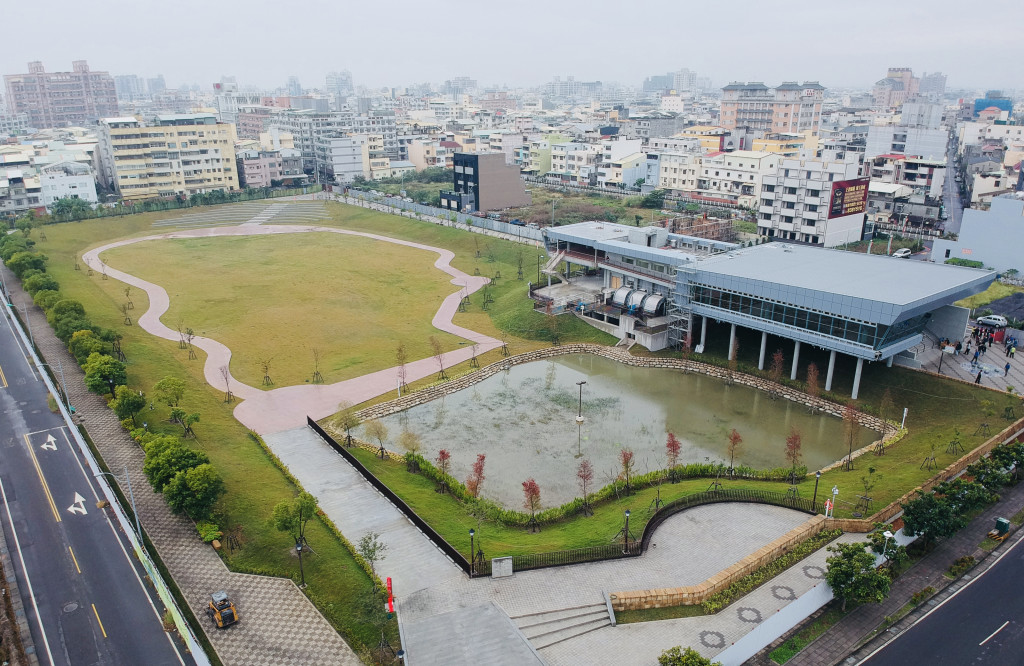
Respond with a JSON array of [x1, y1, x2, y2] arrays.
[[871, 68, 920, 110], [325, 70, 354, 101], [96, 113, 238, 199], [114, 75, 147, 101], [918, 72, 947, 98], [4, 60, 118, 128], [719, 82, 825, 133], [147, 75, 166, 96], [287, 76, 302, 97]]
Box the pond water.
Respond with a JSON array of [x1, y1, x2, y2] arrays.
[[365, 354, 878, 509]]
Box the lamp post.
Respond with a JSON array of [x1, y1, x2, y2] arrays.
[[38, 360, 69, 410], [575, 380, 586, 457], [94, 467, 142, 541], [830, 485, 839, 518], [295, 540, 306, 588], [812, 470, 821, 512], [882, 530, 895, 560], [623, 509, 631, 551], [469, 528, 475, 577]]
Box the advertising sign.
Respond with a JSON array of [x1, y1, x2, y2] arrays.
[[827, 177, 870, 219]]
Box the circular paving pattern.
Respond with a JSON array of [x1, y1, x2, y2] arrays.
[[803, 565, 826, 579], [772, 585, 797, 601], [699, 630, 726, 649], [737, 607, 763, 624]]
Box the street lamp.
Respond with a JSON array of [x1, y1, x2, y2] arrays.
[[882, 530, 895, 560], [38, 360, 69, 411], [812, 470, 821, 513], [295, 540, 306, 588], [469, 528, 475, 578], [575, 380, 587, 457], [830, 485, 839, 518], [623, 509, 631, 551], [94, 467, 142, 541]]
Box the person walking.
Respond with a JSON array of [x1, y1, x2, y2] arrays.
[[1006, 362, 1012, 376], [976, 370, 983, 384], [980, 343, 987, 357], [1012, 345, 1017, 359], [973, 349, 980, 366]]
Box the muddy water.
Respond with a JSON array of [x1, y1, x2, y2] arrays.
[[368, 354, 877, 509]]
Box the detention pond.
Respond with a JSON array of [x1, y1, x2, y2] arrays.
[[367, 354, 878, 509]]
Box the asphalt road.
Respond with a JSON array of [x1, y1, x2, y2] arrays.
[[864, 534, 1024, 665], [0, 302, 190, 665]]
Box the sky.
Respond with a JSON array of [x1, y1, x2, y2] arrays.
[[3, 0, 1022, 94]]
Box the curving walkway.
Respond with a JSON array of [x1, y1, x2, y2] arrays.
[[82, 223, 502, 434]]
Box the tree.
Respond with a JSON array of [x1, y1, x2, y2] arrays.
[[23, 273, 60, 295], [357, 531, 388, 578], [54, 315, 95, 344], [333, 401, 360, 447], [825, 541, 891, 611], [51, 196, 93, 220], [658, 646, 722, 666], [640, 189, 666, 209], [143, 439, 210, 490], [46, 299, 86, 324], [272, 491, 318, 546], [15, 217, 34, 237], [842, 403, 858, 471], [398, 429, 422, 472], [785, 428, 803, 483], [934, 478, 998, 515], [879, 388, 895, 426], [33, 288, 62, 310], [768, 349, 784, 394], [465, 454, 486, 498], [435, 449, 452, 493], [163, 463, 225, 519], [83, 352, 127, 396], [6, 251, 47, 278], [805, 363, 820, 410], [429, 335, 447, 380], [577, 459, 594, 515], [364, 419, 389, 459], [901, 491, 966, 547], [665, 432, 682, 482], [967, 456, 1012, 492], [182, 412, 200, 438], [68, 330, 105, 364], [109, 385, 146, 425], [727, 338, 739, 384], [153, 376, 187, 407], [522, 478, 542, 530], [618, 448, 636, 493], [726, 429, 743, 477], [396, 341, 408, 393]]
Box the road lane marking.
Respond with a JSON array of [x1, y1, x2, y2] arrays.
[[980, 620, 1009, 645], [67, 492, 88, 516], [23, 434, 60, 522], [0, 362, 7, 387], [68, 546, 81, 573], [0, 475, 57, 665], [41, 433, 57, 450], [91, 603, 108, 638]]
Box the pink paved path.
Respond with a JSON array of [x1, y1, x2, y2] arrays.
[[82, 224, 501, 434]]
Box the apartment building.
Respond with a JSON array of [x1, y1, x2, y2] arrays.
[[758, 155, 866, 247], [0, 112, 30, 138], [865, 125, 947, 160], [549, 142, 600, 184], [407, 139, 456, 170], [674, 125, 731, 152], [867, 154, 946, 198], [236, 149, 304, 188], [695, 150, 779, 207], [655, 151, 701, 193], [0, 170, 43, 219], [440, 152, 530, 212], [719, 82, 824, 134], [871, 68, 919, 111], [314, 135, 367, 184], [750, 133, 805, 157], [96, 113, 238, 200], [236, 106, 276, 139], [4, 61, 118, 129], [38, 161, 97, 206], [269, 109, 354, 172]]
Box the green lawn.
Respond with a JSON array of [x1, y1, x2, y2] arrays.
[[615, 604, 706, 624], [955, 281, 1024, 311], [769, 604, 847, 664]]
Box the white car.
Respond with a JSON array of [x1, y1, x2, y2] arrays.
[[892, 248, 912, 258], [976, 315, 1008, 328]]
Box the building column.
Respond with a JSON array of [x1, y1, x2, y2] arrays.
[[758, 331, 768, 370], [886, 356, 893, 368], [825, 350, 837, 392], [700, 316, 707, 350], [852, 358, 864, 400], [728, 323, 737, 360], [791, 340, 801, 381]]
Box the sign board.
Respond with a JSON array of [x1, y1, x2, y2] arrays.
[[827, 177, 870, 219], [492, 556, 514, 578]]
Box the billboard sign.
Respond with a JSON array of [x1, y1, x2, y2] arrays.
[[827, 177, 869, 219]]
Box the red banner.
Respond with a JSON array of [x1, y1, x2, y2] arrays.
[[827, 177, 870, 219]]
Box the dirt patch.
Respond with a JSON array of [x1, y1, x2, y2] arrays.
[[0, 558, 28, 666]]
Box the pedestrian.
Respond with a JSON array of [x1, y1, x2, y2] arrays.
[[973, 350, 980, 365], [976, 371, 983, 384], [1006, 362, 1012, 376], [980, 343, 987, 356], [1012, 346, 1017, 359], [1007, 343, 1012, 357], [966, 340, 972, 355], [955, 341, 962, 355]]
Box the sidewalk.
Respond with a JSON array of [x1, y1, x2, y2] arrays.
[[1, 261, 359, 666], [783, 470, 1024, 666], [917, 331, 1024, 394]]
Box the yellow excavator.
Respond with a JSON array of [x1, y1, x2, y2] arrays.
[[207, 591, 239, 629]]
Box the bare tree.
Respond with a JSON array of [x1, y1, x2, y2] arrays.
[[259, 356, 273, 386], [398, 429, 422, 472], [768, 349, 785, 398], [577, 459, 594, 516], [364, 419, 389, 459], [121, 303, 132, 326], [465, 454, 486, 498], [123, 286, 134, 310], [785, 428, 803, 484], [176, 317, 187, 349], [395, 341, 408, 393], [185, 328, 197, 360], [842, 403, 858, 471], [726, 428, 743, 478], [665, 432, 682, 483], [618, 448, 636, 494], [469, 342, 479, 368], [805, 363, 820, 412], [429, 336, 447, 380], [311, 347, 324, 384], [220, 365, 233, 402], [333, 401, 360, 447]]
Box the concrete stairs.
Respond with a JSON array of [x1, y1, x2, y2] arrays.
[[541, 250, 566, 276], [511, 602, 612, 651]]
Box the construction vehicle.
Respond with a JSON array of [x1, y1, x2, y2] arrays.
[[207, 591, 238, 629]]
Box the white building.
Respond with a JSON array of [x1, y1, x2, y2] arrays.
[[656, 151, 700, 193], [39, 161, 97, 206], [758, 155, 866, 247], [314, 135, 367, 184], [696, 150, 780, 207], [549, 142, 600, 184], [865, 125, 947, 160]]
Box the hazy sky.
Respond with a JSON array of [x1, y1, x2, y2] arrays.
[[3, 0, 1021, 93]]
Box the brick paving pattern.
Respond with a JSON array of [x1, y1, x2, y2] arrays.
[[1, 262, 359, 666]]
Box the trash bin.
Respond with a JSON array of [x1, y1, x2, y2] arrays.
[[995, 517, 1010, 536]]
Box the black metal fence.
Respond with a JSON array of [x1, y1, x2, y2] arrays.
[[307, 418, 817, 578]]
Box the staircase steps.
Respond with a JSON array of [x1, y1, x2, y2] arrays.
[[511, 602, 612, 650]]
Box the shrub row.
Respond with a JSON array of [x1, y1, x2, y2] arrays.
[[701, 528, 842, 613]]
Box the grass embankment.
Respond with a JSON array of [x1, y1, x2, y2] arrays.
[[646, 320, 1020, 520], [955, 281, 1024, 311], [769, 604, 847, 664]]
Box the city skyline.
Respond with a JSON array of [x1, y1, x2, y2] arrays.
[[2, 0, 1021, 94]]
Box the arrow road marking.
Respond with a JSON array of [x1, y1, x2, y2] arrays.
[[67, 492, 88, 516], [40, 434, 57, 451]]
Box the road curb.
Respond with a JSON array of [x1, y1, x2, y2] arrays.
[[0, 513, 40, 666]]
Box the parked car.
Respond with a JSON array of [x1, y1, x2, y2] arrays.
[[892, 248, 912, 258], [976, 315, 1008, 328]]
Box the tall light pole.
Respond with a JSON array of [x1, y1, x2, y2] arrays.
[[575, 380, 586, 457], [94, 467, 142, 541], [812, 470, 821, 513], [623, 509, 631, 551], [39, 360, 69, 410], [295, 540, 306, 588], [469, 528, 475, 578], [882, 530, 895, 560]]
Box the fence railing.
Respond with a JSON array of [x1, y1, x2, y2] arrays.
[[307, 419, 818, 578]]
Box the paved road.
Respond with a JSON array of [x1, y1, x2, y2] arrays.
[[942, 132, 964, 236], [864, 531, 1024, 665], [0, 302, 190, 666]]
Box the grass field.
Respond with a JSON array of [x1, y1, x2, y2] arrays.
[[955, 281, 1024, 311], [102, 233, 466, 388]]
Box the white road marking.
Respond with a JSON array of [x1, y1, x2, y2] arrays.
[[67, 492, 88, 515], [40, 433, 57, 451], [980, 620, 1009, 646]]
